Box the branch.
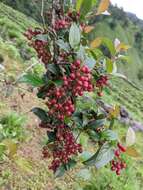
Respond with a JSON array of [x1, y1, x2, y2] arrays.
[[41, 0, 46, 29]]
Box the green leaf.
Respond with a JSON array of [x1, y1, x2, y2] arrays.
[[85, 57, 96, 70], [87, 119, 106, 130], [77, 169, 91, 180], [73, 112, 83, 126], [55, 164, 66, 178], [101, 130, 118, 141], [79, 151, 93, 162], [106, 58, 113, 74], [47, 64, 61, 75], [69, 23, 80, 48], [94, 143, 114, 169], [56, 39, 70, 52], [19, 73, 44, 87], [79, 133, 89, 147], [79, 0, 97, 16], [35, 34, 48, 42], [66, 159, 77, 170], [77, 45, 86, 61], [84, 143, 114, 168], [76, 0, 84, 11], [31, 107, 49, 122], [102, 38, 116, 56], [83, 149, 100, 166], [47, 131, 56, 143]]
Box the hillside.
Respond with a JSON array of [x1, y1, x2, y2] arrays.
[[89, 5, 143, 86]]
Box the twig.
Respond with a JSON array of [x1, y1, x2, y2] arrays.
[[41, 0, 46, 29]]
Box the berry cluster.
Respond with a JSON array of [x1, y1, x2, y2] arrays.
[[111, 143, 127, 175], [24, 29, 51, 65], [54, 19, 69, 30], [43, 126, 82, 172], [43, 60, 93, 171], [96, 75, 108, 88], [63, 60, 93, 96], [96, 75, 109, 97]]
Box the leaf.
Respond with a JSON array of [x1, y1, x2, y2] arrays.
[[47, 131, 56, 143], [108, 105, 120, 119], [14, 156, 34, 174], [19, 73, 44, 87], [90, 37, 102, 48], [66, 159, 77, 170], [47, 64, 61, 75], [79, 0, 97, 16], [77, 169, 91, 180], [116, 43, 130, 52], [77, 45, 86, 61], [96, 0, 110, 15], [126, 147, 140, 158], [69, 23, 80, 48], [35, 34, 48, 42], [79, 133, 89, 147], [31, 107, 49, 122], [84, 26, 94, 33], [83, 149, 100, 166], [126, 127, 136, 147], [102, 38, 116, 56], [56, 39, 70, 52], [79, 151, 93, 162], [87, 119, 106, 130], [85, 57, 96, 70], [84, 143, 114, 168], [106, 58, 113, 74], [94, 143, 114, 169], [102, 130, 118, 141], [55, 164, 66, 178], [76, 0, 84, 11], [2, 139, 17, 157]]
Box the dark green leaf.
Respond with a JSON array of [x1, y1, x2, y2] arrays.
[[66, 159, 77, 170], [87, 119, 106, 130], [94, 143, 114, 169], [83, 149, 100, 166], [73, 112, 83, 126], [47, 64, 61, 75], [84, 143, 114, 168], [31, 107, 49, 122], [19, 73, 44, 87], [47, 131, 56, 143], [55, 164, 66, 178], [69, 23, 80, 48]]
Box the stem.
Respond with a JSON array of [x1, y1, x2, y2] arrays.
[[41, 0, 46, 29]]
